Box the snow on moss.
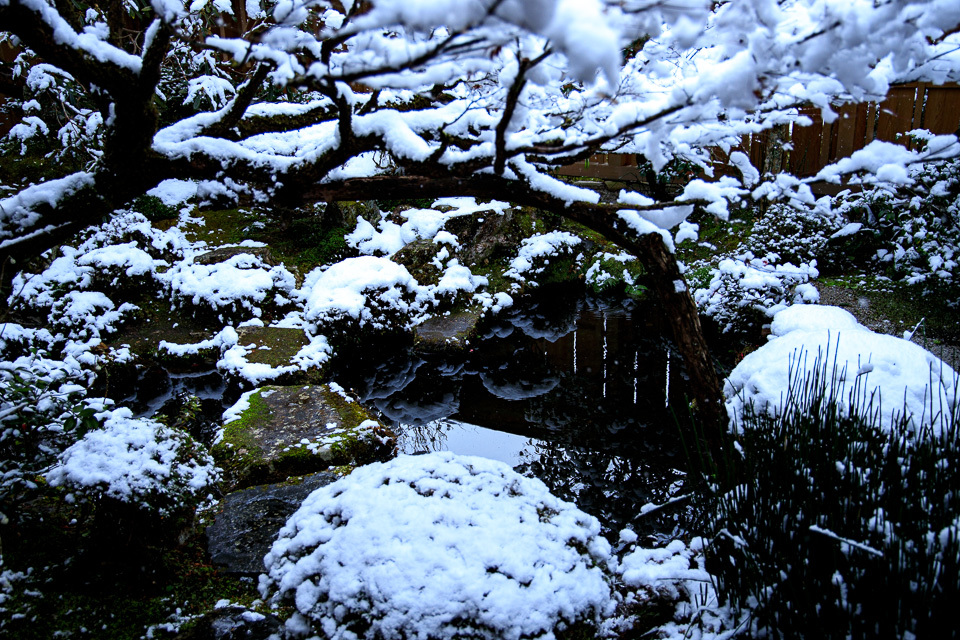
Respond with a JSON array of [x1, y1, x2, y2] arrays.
[[260, 451, 616, 640]]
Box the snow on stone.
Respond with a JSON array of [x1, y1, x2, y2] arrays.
[[260, 452, 616, 640], [725, 305, 958, 436], [769, 304, 867, 338], [218, 333, 331, 385], [46, 407, 218, 515]]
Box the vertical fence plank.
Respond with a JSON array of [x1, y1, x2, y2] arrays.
[[923, 86, 960, 135], [876, 85, 919, 142], [835, 104, 860, 159], [790, 107, 824, 177]]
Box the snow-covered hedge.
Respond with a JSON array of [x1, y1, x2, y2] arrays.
[[260, 452, 617, 640], [836, 155, 960, 304], [46, 407, 218, 517]]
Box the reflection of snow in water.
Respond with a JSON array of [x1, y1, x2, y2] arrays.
[[479, 371, 559, 400], [400, 418, 541, 467], [374, 391, 460, 425]]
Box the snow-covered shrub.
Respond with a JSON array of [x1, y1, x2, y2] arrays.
[[7, 211, 184, 339], [504, 231, 583, 289], [693, 252, 819, 334], [710, 320, 960, 638], [0, 333, 99, 509], [584, 251, 647, 298], [302, 256, 429, 335], [260, 452, 617, 640], [46, 407, 218, 518], [835, 156, 960, 304], [747, 202, 843, 265], [161, 252, 298, 322]]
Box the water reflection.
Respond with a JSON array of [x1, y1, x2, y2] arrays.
[[337, 296, 697, 539]]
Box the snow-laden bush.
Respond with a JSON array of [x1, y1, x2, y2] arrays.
[[302, 256, 430, 334], [504, 231, 583, 288], [0, 330, 99, 509], [584, 251, 647, 298], [46, 407, 218, 517], [835, 156, 960, 304], [260, 452, 617, 640], [747, 202, 843, 265], [693, 252, 819, 334], [161, 251, 298, 322]]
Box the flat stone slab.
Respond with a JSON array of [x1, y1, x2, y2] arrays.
[[414, 310, 482, 353], [173, 604, 284, 639], [214, 384, 397, 489], [206, 472, 337, 575], [194, 245, 274, 265]]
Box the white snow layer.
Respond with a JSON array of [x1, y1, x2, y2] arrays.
[[725, 305, 958, 435], [260, 452, 616, 640], [46, 407, 217, 515]]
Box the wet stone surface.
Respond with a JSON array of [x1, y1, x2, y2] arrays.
[[206, 472, 338, 575], [413, 310, 482, 353]]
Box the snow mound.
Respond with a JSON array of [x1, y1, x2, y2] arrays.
[[303, 256, 427, 331], [46, 407, 218, 515], [260, 452, 616, 640], [725, 306, 958, 435], [769, 304, 866, 337]]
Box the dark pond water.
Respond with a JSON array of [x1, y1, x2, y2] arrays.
[[335, 295, 698, 540], [126, 295, 699, 540]]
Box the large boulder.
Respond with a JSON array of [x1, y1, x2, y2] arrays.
[[206, 472, 339, 575], [213, 384, 397, 489], [725, 304, 958, 435]]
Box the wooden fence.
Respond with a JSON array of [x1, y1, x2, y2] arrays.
[[558, 83, 960, 186]]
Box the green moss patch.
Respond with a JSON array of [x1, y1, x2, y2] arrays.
[[213, 385, 396, 490]]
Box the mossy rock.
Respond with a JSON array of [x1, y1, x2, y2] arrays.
[[392, 238, 444, 286], [413, 309, 483, 354], [214, 385, 397, 490], [227, 326, 327, 386], [193, 245, 275, 266], [443, 207, 524, 266]]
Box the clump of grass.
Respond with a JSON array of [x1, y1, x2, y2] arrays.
[[705, 353, 960, 639]]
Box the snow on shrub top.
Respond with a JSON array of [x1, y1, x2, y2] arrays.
[[161, 252, 296, 314], [725, 305, 958, 436], [504, 231, 582, 283], [303, 256, 427, 330], [260, 451, 616, 640], [46, 407, 218, 515]]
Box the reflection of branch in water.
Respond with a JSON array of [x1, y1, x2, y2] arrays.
[[400, 418, 453, 454]]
